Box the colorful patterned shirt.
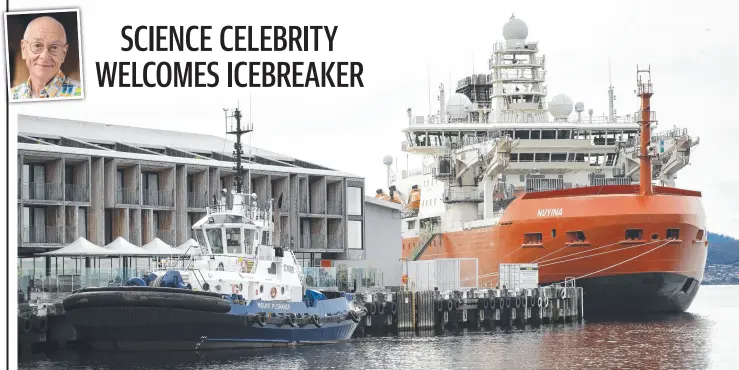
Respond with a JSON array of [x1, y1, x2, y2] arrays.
[[9, 70, 82, 101]]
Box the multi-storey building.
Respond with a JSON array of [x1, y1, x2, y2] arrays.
[[16, 114, 367, 271]]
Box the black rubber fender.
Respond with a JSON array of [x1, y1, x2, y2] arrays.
[[497, 297, 505, 309], [445, 299, 453, 311], [375, 301, 383, 315], [18, 317, 31, 333], [285, 313, 298, 327], [311, 314, 322, 328], [386, 301, 397, 315], [63, 290, 231, 313], [31, 315, 47, 333], [453, 299, 460, 310], [72, 286, 224, 298], [365, 302, 377, 315], [436, 300, 444, 312], [254, 312, 267, 327], [348, 310, 361, 323], [505, 297, 511, 308], [537, 297, 543, 307], [515, 297, 521, 308]]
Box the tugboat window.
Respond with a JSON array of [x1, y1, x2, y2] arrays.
[[206, 228, 224, 254], [195, 229, 209, 254], [226, 228, 242, 253], [244, 229, 255, 254]]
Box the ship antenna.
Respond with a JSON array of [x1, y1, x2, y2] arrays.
[[636, 65, 655, 196], [225, 105, 254, 195], [608, 57, 616, 123]]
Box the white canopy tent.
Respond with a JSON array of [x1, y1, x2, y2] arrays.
[[38, 237, 110, 256], [104, 237, 150, 256], [141, 238, 183, 256], [176, 239, 201, 255]]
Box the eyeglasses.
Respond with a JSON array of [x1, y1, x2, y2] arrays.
[[23, 40, 67, 56]]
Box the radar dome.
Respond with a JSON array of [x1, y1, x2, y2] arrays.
[[446, 93, 473, 119], [549, 94, 574, 119], [503, 16, 528, 42], [574, 102, 585, 113], [383, 155, 393, 166]]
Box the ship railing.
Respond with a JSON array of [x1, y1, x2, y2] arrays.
[[492, 41, 539, 53]]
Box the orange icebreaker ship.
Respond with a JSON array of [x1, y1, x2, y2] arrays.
[[389, 15, 706, 314]]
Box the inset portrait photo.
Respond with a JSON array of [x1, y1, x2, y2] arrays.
[[4, 9, 84, 103]]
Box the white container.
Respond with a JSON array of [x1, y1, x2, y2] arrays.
[[498, 263, 539, 291]]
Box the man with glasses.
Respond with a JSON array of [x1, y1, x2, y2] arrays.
[[9, 15, 82, 101]]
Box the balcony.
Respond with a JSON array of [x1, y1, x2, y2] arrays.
[[187, 192, 208, 209], [116, 187, 139, 205], [22, 226, 64, 244], [65, 184, 90, 202], [20, 182, 63, 202], [327, 202, 343, 216], [65, 226, 77, 242], [129, 228, 141, 244], [143, 189, 175, 207], [443, 188, 483, 203], [156, 229, 175, 246], [327, 234, 343, 249]]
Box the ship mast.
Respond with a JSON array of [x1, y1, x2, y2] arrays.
[[225, 106, 253, 194], [636, 66, 655, 196]]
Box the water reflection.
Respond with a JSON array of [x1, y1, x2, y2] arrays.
[[20, 286, 739, 370]]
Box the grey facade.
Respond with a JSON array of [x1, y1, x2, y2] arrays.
[[16, 114, 366, 267], [334, 196, 403, 288]]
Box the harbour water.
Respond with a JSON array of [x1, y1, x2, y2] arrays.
[[19, 285, 739, 369]]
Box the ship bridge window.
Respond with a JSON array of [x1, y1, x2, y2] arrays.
[[541, 130, 556, 139], [226, 228, 242, 253], [519, 153, 534, 162], [531, 130, 541, 139], [206, 228, 224, 254], [534, 153, 550, 162], [557, 130, 571, 139], [572, 153, 585, 162], [510, 153, 518, 162], [574, 130, 588, 140], [194, 229, 209, 254], [501, 130, 514, 138], [514, 130, 530, 139], [551, 153, 567, 162]]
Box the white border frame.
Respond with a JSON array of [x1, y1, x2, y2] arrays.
[[4, 8, 85, 103]]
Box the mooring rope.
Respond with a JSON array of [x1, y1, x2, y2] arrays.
[[532, 240, 624, 263], [566, 239, 672, 280], [538, 239, 665, 268]]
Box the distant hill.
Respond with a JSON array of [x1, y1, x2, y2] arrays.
[[707, 232, 739, 265]]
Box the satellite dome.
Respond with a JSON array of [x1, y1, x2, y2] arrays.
[[549, 94, 574, 119], [383, 155, 393, 166], [446, 93, 473, 119], [574, 101, 585, 113], [503, 16, 528, 42]]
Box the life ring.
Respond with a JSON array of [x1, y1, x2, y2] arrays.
[[270, 287, 277, 298], [349, 310, 360, 323], [310, 314, 322, 328]]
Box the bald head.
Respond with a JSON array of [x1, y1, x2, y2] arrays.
[[20, 15, 70, 90], [24, 16, 67, 44]]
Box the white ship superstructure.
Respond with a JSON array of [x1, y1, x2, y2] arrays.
[[382, 15, 699, 246]]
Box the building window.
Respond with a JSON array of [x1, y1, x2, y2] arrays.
[[346, 186, 362, 216], [347, 220, 362, 249]]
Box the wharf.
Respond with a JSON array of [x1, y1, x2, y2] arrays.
[[17, 284, 582, 357]]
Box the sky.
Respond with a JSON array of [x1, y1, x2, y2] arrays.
[[2, 0, 738, 237]]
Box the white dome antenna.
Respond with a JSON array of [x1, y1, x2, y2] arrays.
[[575, 102, 585, 122], [446, 93, 473, 119], [383, 155, 393, 166], [549, 94, 574, 121], [503, 14, 528, 48]]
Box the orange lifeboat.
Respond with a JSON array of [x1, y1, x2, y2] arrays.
[[386, 186, 402, 204], [406, 185, 421, 211]]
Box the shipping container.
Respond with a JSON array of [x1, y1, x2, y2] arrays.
[[498, 263, 539, 291]]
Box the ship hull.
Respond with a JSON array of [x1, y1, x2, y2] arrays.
[[402, 186, 707, 314], [63, 288, 362, 352]]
